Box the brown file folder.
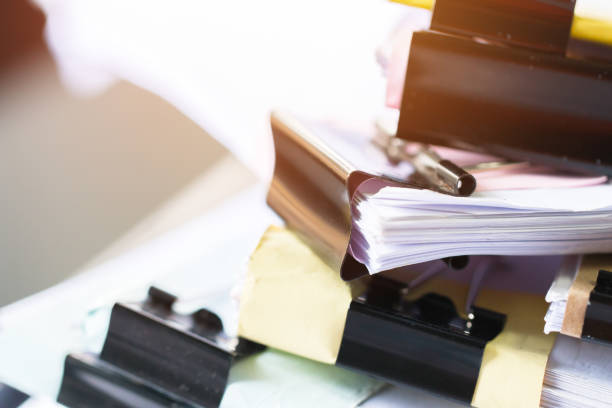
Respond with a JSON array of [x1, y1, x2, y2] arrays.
[[266, 111, 409, 280]]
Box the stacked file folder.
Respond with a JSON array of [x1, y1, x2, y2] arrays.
[[235, 1, 612, 407]]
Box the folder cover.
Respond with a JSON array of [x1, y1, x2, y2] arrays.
[[267, 111, 407, 280]]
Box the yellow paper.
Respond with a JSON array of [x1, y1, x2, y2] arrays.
[[238, 226, 360, 364], [471, 291, 556, 408], [391, 0, 612, 46], [390, 0, 433, 9]]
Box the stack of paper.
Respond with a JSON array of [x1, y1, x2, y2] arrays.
[[544, 256, 581, 334], [351, 184, 612, 274], [544, 254, 612, 340], [541, 335, 612, 408]]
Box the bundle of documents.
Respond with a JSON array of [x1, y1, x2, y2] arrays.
[[233, 0, 612, 398], [232, 99, 612, 407], [352, 185, 612, 273], [231, 95, 612, 406], [230, 9, 612, 398], [236, 116, 612, 407]]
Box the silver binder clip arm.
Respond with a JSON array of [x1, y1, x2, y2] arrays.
[[374, 117, 477, 196], [465, 258, 491, 316]]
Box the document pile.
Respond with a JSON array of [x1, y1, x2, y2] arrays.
[[235, 0, 612, 407]]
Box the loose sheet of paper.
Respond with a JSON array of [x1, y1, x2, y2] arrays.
[[222, 349, 383, 408]]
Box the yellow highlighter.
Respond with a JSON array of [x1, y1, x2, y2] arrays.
[[392, 0, 612, 47]]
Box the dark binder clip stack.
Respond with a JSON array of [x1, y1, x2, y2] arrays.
[[57, 287, 264, 408], [0, 383, 30, 408]]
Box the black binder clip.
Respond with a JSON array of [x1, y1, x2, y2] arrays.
[[336, 276, 505, 403], [0, 382, 30, 408], [59, 353, 191, 407], [582, 270, 612, 344], [58, 287, 265, 408]]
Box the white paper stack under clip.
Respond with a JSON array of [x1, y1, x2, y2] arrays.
[[544, 256, 582, 334], [541, 335, 612, 408], [350, 183, 612, 274]]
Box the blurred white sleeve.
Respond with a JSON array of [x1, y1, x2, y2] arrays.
[[33, 0, 405, 181]]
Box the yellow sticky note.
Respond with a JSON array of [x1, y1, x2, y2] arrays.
[[238, 226, 361, 364], [472, 291, 556, 408]]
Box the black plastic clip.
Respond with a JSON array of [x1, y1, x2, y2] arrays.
[[582, 270, 612, 344], [58, 353, 193, 407], [58, 287, 264, 408], [0, 382, 29, 408], [336, 277, 505, 403]]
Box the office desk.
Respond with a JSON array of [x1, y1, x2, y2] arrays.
[[0, 156, 461, 407]]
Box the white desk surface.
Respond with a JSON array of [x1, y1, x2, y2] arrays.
[[0, 159, 461, 407]]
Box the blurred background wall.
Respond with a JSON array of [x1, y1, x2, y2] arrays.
[[0, 0, 239, 306]]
